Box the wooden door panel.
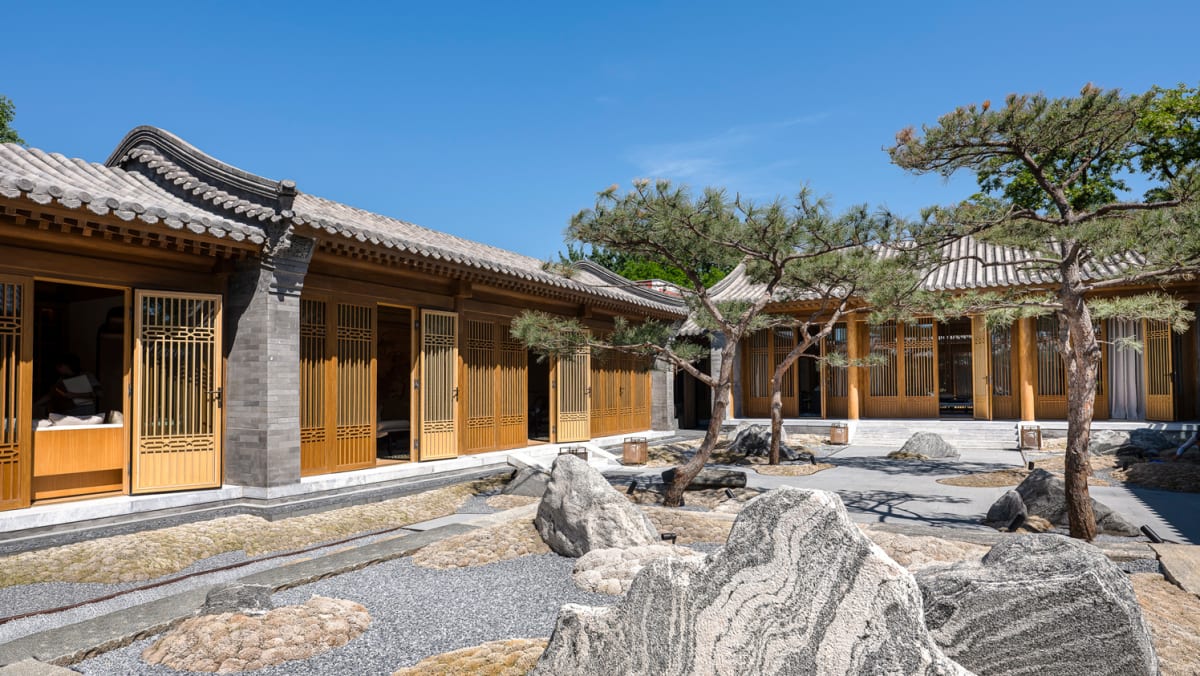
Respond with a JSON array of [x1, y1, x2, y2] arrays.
[[971, 315, 992, 420], [1145, 319, 1174, 421], [496, 325, 528, 449], [0, 276, 31, 510], [420, 310, 458, 459], [132, 291, 222, 493], [556, 347, 590, 442]]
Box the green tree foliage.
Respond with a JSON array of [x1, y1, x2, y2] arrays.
[[558, 241, 730, 288], [513, 180, 916, 505], [889, 83, 1200, 540], [0, 96, 24, 145]]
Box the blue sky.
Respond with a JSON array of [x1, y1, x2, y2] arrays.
[[6, 1, 1199, 261]]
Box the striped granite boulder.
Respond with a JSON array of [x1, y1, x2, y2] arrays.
[[917, 535, 1158, 676], [532, 487, 970, 676]]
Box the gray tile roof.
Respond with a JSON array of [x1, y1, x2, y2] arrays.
[[0, 126, 685, 316], [0, 144, 266, 245], [677, 237, 1145, 334]]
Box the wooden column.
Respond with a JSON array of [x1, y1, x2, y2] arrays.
[[846, 319, 861, 420], [1017, 317, 1037, 421]]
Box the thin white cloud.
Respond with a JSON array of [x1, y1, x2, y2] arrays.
[[626, 114, 828, 197]]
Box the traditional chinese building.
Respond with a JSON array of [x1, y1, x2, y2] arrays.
[[703, 243, 1199, 427], [0, 127, 684, 517]]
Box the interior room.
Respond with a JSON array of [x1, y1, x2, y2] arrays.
[[527, 351, 550, 441], [376, 306, 412, 462], [31, 281, 127, 501], [937, 318, 973, 416]]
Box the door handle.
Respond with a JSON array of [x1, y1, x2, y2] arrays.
[[208, 387, 223, 408]]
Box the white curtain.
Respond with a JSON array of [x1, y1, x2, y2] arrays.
[[1107, 319, 1144, 420]]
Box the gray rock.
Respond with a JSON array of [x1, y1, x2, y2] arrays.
[[201, 582, 274, 615], [532, 488, 970, 676], [1130, 428, 1176, 451], [660, 467, 748, 490], [534, 454, 658, 557], [1015, 469, 1140, 536], [0, 659, 80, 675], [503, 466, 550, 498], [1088, 429, 1130, 455], [917, 535, 1158, 676], [728, 423, 806, 461], [892, 432, 960, 460], [982, 490, 1027, 529]]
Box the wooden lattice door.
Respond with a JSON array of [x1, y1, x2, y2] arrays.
[[823, 323, 849, 419], [555, 347, 590, 442], [971, 315, 992, 420], [1144, 319, 1175, 421], [132, 291, 222, 493], [0, 276, 31, 510], [462, 319, 529, 454], [420, 310, 459, 459]]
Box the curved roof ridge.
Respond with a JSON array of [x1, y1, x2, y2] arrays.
[[570, 260, 687, 308], [106, 126, 296, 213]]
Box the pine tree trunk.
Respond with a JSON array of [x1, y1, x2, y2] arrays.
[[664, 344, 736, 507], [1061, 287, 1100, 541], [769, 372, 784, 465]]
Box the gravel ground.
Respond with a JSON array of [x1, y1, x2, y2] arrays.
[[455, 494, 499, 515], [76, 553, 616, 676], [0, 531, 393, 644]]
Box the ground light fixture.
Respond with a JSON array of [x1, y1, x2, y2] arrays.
[[1140, 525, 1176, 544], [661, 532, 677, 544], [724, 488, 736, 499], [627, 480, 639, 495]]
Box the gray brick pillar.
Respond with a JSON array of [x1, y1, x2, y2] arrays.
[[224, 231, 314, 491], [710, 332, 742, 418], [651, 358, 676, 431]]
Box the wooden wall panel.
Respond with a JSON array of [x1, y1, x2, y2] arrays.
[[1034, 315, 1109, 420], [742, 329, 798, 418], [299, 299, 328, 476], [132, 291, 222, 493], [335, 304, 375, 471], [420, 310, 459, 459], [496, 326, 528, 449], [0, 276, 30, 510]]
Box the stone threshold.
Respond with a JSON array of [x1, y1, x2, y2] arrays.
[[0, 515, 500, 667]]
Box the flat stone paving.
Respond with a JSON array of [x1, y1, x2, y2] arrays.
[[620, 442, 1195, 543], [1153, 543, 1200, 597]]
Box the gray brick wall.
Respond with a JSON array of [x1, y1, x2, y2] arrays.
[[223, 234, 313, 488], [651, 357, 677, 431]]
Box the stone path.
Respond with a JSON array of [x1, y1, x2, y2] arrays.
[[1152, 543, 1200, 597]]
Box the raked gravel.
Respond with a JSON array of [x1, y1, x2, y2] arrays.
[[0, 531, 394, 645], [75, 553, 617, 676]]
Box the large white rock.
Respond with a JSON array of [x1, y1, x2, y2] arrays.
[[534, 454, 658, 557], [532, 487, 970, 676], [917, 535, 1158, 675]]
